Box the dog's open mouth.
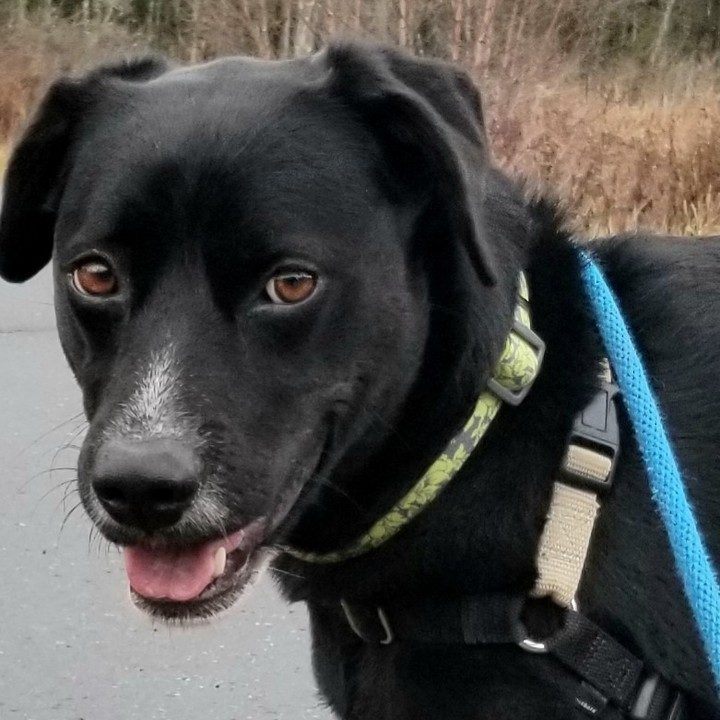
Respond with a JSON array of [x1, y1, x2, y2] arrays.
[[122, 520, 268, 620]]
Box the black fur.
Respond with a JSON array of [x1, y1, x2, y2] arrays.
[[1, 41, 718, 719]]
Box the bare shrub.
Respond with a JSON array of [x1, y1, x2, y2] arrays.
[[2, 1, 720, 236], [485, 59, 720, 235], [0, 14, 149, 142]]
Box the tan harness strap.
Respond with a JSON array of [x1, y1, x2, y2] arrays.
[[532, 360, 617, 607], [532, 482, 600, 607]]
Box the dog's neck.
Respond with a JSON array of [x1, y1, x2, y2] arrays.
[[275, 203, 602, 604], [282, 272, 543, 566]]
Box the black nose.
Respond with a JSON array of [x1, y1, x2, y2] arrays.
[[91, 438, 200, 532]]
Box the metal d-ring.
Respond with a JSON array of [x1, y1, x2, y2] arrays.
[[517, 598, 578, 654], [376, 608, 395, 645], [518, 635, 550, 654], [340, 600, 395, 645]]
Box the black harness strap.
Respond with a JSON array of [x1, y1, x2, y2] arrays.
[[547, 610, 643, 709], [341, 594, 524, 645], [338, 595, 687, 720]]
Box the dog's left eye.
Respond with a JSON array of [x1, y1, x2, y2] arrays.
[[265, 271, 317, 305], [70, 259, 118, 298]]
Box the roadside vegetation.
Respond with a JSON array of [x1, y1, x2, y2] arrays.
[[2, 0, 720, 235]]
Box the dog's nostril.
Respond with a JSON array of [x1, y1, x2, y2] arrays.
[[91, 438, 200, 532], [97, 484, 124, 504], [148, 483, 195, 506], [93, 475, 197, 508]]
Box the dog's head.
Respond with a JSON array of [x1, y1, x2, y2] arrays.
[[0, 43, 522, 619]]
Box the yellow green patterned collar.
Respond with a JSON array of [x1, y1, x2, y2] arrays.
[[284, 273, 545, 564]]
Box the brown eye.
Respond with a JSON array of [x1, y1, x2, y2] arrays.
[[266, 271, 317, 305], [70, 259, 118, 297]]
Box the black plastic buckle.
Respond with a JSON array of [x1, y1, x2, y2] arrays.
[[575, 681, 609, 717], [562, 371, 620, 493], [630, 674, 687, 720], [487, 319, 546, 407]]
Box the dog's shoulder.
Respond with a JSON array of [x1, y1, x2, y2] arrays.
[[590, 232, 720, 332], [591, 232, 720, 546]]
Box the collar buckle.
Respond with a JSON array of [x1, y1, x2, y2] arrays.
[[487, 318, 546, 406]]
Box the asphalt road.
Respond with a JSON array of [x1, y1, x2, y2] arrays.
[[0, 269, 333, 720]]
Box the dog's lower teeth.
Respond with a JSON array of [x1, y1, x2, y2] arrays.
[[213, 547, 227, 578]]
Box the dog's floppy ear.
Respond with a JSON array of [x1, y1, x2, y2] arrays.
[[323, 42, 495, 286], [0, 56, 169, 283]]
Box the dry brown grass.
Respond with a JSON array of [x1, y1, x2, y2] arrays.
[[488, 72, 720, 236], [2, 26, 720, 238], [0, 18, 148, 145]]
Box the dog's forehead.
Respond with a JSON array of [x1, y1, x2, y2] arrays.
[[158, 53, 322, 91], [57, 57, 385, 255], [135, 55, 322, 127], [77, 55, 356, 169]]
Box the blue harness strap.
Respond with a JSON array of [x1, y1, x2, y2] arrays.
[[580, 252, 720, 689]]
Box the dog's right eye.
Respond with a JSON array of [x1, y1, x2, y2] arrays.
[[70, 259, 118, 298], [265, 271, 317, 305]]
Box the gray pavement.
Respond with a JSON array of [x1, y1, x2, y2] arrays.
[[0, 270, 333, 720]]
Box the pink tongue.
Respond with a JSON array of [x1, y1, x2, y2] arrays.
[[124, 531, 244, 602]]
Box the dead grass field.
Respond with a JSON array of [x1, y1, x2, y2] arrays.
[[2, 23, 720, 237], [488, 79, 720, 236]]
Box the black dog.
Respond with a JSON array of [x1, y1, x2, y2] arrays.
[[1, 41, 719, 719]]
